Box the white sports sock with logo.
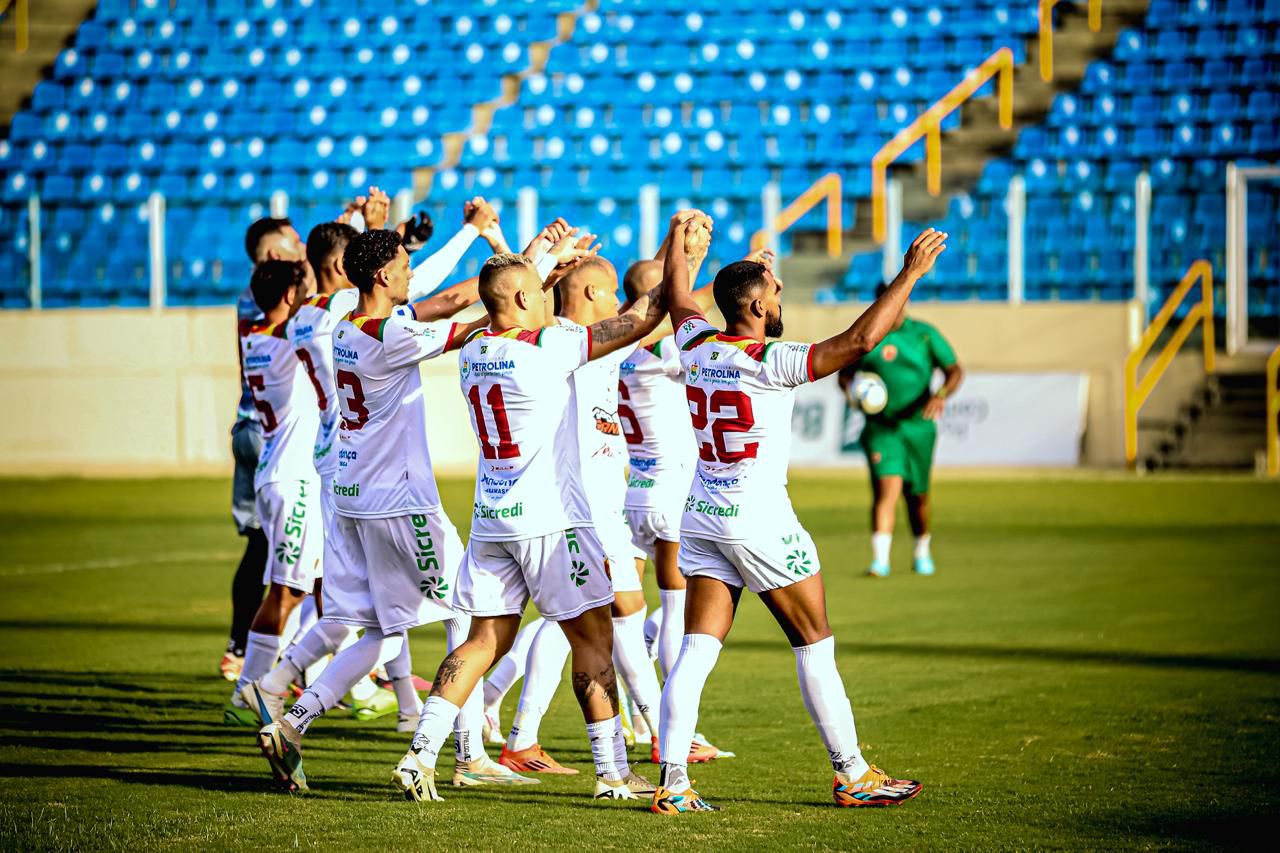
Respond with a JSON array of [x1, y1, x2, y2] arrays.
[[411, 695, 461, 768], [657, 589, 686, 679], [235, 630, 284, 696], [260, 619, 352, 695], [871, 532, 892, 565], [507, 620, 570, 752], [286, 628, 404, 735], [612, 609, 662, 735], [658, 633, 722, 792], [444, 616, 487, 763], [914, 534, 932, 560], [483, 617, 544, 712], [794, 636, 868, 779]]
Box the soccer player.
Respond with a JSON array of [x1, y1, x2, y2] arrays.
[[837, 286, 964, 577], [393, 226, 677, 803], [245, 197, 507, 730], [224, 259, 323, 727], [221, 217, 307, 681], [651, 224, 948, 814]]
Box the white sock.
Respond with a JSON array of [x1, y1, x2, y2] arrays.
[[261, 620, 352, 695], [288, 596, 318, 646], [658, 633, 722, 792], [643, 606, 662, 662], [794, 636, 868, 779], [914, 534, 932, 560], [411, 695, 460, 768], [290, 628, 404, 733], [507, 620, 570, 751], [628, 687, 651, 739], [384, 636, 422, 717], [612, 609, 662, 735], [442, 615, 488, 763], [235, 630, 284, 695], [871, 532, 892, 565], [483, 617, 543, 712], [611, 714, 631, 775], [657, 589, 686, 679], [586, 715, 625, 782]]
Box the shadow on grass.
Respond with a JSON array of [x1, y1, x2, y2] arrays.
[[0, 619, 222, 636], [0, 761, 390, 797], [729, 640, 1280, 675]]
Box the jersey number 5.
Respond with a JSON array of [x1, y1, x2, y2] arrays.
[[246, 374, 278, 431], [467, 384, 520, 460], [336, 370, 370, 430], [686, 387, 758, 462]]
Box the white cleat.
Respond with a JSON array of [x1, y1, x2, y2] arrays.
[[594, 776, 639, 800], [396, 713, 417, 734], [453, 756, 540, 787], [393, 750, 442, 802], [240, 681, 287, 727]]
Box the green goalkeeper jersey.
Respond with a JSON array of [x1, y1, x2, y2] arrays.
[[856, 317, 956, 421]]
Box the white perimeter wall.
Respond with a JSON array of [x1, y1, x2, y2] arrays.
[[0, 300, 1139, 476]]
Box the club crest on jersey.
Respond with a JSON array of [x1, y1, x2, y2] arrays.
[[460, 360, 470, 380], [687, 363, 700, 383], [681, 319, 698, 334], [882, 344, 898, 362]]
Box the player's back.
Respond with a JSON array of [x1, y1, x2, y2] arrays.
[[674, 316, 815, 542], [619, 336, 694, 464], [240, 319, 320, 487], [331, 309, 453, 517], [288, 290, 358, 476], [459, 324, 590, 542]]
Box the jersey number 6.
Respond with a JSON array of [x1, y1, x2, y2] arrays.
[[686, 387, 758, 463]]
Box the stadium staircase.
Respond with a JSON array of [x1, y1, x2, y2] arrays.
[[785, 0, 1152, 293], [0, 0, 97, 127], [1136, 355, 1271, 471]]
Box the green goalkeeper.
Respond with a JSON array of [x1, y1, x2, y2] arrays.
[[838, 283, 963, 577]]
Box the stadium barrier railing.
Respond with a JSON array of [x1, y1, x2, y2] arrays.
[[1123, 259, 1216, 468], [749, 173, 843, 259], [871, 47, 1015, 244], [1267, 344, 1280, 476], [1039, 0, 1102, 82]]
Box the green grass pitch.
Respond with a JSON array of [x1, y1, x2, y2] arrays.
[[0, 474, 1277, 850]]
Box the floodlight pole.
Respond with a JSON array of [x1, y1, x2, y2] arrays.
[[26, 193, 41, 310]]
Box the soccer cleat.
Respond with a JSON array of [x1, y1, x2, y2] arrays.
[[622, 769, 657, 795], [498, 744, 580, 775], [866, 560, 890, 578], [220, 651, 244, 682], [913, 556, 936, 576], [393, 750, 442, 802], [482, 709, 506, 745], [651, 784, 720, 814], [350, 686, 398, 721], [258, 721, 308, 793], [222, 698, 260, 727], [832, 765, 922, 807], [239, 681, 287, 727], [593, 777, 638, 800], [652, 738, 725, 764], [452, 756, 540, 787]]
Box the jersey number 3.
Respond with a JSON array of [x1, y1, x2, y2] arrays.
[[467, 384, 520, 460], [686, 387, 758, 462], [336, 370, 370, 430]]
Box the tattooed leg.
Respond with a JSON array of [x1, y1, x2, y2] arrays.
[[559, 605, 618, 723]]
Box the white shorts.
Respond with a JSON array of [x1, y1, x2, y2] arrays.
[[323, 508, 464, 634], [594, 508, 645, 593], [625, 508, 680, 558], [256, 477, 323, 592], [455, 527, 614, 621], [678, 527, 822, 594]]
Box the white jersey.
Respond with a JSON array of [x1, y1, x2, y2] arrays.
[[331, 310, 459, 518], [674, 315, 815, 543], [240, 319, 321, 489], [458, 323, 591, 541], [287, 288, 361, 478], [619, 336, 696, 511], [563, 318, 629, 524]]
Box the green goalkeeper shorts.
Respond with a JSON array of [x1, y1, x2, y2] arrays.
[[860, 416, 938, 495]]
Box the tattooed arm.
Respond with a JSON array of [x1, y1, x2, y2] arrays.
[[586, 279, 668, 361]]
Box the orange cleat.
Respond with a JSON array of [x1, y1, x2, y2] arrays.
[[498, 744, 580, 775], [832, 765, 922, 807], [649, 739, 727, 764], [219, 651, 243, 682]]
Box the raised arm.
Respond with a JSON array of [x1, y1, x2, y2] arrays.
[[587, 279, 668, 361], [413, 275, 480, 322], [407, 198, 496, 301], [663, 216, 704, 329], [808, 228, 948, 381]]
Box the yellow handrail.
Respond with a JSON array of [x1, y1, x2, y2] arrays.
[[0, 0, 29, 53], [749, 172, 842, 258], [1039, 0, 1103, 82], [871, 48, 1014, 244], [1267, 345, 1280, 476], [1123, 260, 1216, 468]]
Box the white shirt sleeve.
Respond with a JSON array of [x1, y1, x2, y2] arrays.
[[534, 253, 558, 282], [408, 224, 481, 301], [658, 336, 684, 378], [541, 323, 591, 374], [673, 315, 717, 351], [382, 316, 457, 369], [761, 341, 816, 388]]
